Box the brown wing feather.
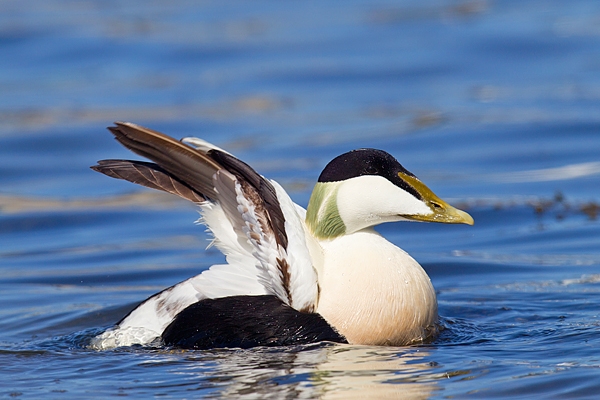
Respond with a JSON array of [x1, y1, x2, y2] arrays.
[[95, 122, 289, 251], [91, 160, 206, 203], [107, 122, 221, 198]]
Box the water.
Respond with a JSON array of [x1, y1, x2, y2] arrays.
[[2, 0, 600, 398]]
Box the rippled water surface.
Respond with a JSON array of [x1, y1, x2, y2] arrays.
[[2, 1, 600, 398]]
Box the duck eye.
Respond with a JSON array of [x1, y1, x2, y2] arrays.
[[365, 165, 377, 174], [431, 202, 444, 210]]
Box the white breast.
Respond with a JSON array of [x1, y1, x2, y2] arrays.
[[315, 229, 438, 346]]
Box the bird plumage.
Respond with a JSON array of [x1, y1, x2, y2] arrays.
[[90, 122, 473, 349]]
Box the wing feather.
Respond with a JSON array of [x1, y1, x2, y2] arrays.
[[91, 160, 205, 203], [271, 181, 319, 312], [108, 122, 221, 199], [91, 123, 320, 348], [209, 149, 288, 249]]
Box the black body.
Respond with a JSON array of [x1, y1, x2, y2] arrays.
[[162, 295, 347, 349]]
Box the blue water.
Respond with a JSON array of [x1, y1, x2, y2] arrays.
[[2, 1, 600, 398]]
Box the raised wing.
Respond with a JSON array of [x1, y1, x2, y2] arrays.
[[92, 160, 205, 203], [90, 122, 318, 348]]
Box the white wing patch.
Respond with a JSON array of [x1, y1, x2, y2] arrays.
[[270, 180, 319, 312], [90, 276, 204, 349], [199, 177, 319, 312], [92, 164, 320, 349], [181, 137, 231, 155], [211, 169, 292, 304]]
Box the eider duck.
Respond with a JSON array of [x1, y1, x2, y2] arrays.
[[90, 122, 473, 350]]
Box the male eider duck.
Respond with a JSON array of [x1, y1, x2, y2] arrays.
[[90, 122, 473, 350]]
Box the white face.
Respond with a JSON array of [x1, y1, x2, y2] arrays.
[[335, 175, 432, 234]]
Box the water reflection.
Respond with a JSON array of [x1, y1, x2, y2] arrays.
[[172, 344, 437, 399]]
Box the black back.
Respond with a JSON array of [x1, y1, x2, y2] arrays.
[[162, 295, 347, 349]]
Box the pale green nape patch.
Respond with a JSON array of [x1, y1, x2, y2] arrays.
[[305, 182, 346, 239]]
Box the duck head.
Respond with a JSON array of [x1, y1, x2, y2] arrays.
[[306, 149, 473, 239]]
